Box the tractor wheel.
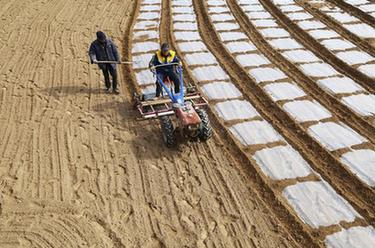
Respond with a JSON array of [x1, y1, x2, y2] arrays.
[[196, 109, 213, 141], [159, 116, 175, 147]]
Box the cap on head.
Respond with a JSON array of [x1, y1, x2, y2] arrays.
[[96, 31, 107, 42], [161, 43, 169, 53]]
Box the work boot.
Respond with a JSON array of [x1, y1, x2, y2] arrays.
[[113, 88, 120, 95]]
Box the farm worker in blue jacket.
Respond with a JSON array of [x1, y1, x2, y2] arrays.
[[149, 43, 182, 97], [89, 31, 120, 94]]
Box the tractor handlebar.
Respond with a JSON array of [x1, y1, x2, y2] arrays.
[[150, 63, 181, 70]]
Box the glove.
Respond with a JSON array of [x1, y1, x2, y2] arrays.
[[92, 59, 98, 64], [176, 63, 183, 72]]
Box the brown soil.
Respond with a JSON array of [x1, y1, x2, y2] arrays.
[[0, 0, 304, 247]]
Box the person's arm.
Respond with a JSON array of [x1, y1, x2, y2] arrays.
[[172, 55, 182, 66], [173, 55, 180, 63], [89, 42, 97, 63], [149, 54, 157, 69], [111, 40, 120, 62], [173, 55, 183, 70]]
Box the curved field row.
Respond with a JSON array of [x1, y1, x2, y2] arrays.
[[190, 0, 375, 224], [169, 1, 320, 246], [127, 1, 303, 247], [166, 0, 375, 246], [211, 1, 375, 242], [239, 0, 375, 130], [327, 0, 375, 27], [271, 0, 375, 120], [216, 0, 375, 189], [260, 0, 375, 93], [297, 0, 375, 58], [0, 0, 374, 247], [0, 0, 304, 247]]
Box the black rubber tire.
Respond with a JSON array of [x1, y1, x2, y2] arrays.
[[159, 116, 175, 147], [196, 109, 213, 141]]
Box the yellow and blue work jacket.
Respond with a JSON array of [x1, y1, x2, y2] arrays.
[[149, 50, 180, 72]]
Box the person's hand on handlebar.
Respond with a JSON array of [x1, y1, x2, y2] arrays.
[[174, 62, 183, 72]]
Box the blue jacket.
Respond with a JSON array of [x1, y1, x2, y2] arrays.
[[149, 50, 180, 74], [89, 39, 119, 70]]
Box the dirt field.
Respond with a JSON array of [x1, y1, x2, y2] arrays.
[[2, 0, 375, 246], [0, 0, 304, 247]]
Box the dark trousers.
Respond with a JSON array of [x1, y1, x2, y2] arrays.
[[102, 65, 118, 89], [156, 70, 180, 97]]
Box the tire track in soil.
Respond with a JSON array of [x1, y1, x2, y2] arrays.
[[193, 0, 375, 232], [0, 0, 132, 246], [0, 202, 117, 247], [3, 0, 72, 201], [260, 0, 375, 93], [297, 0, 375, 59], [0, 0, 135, 244]]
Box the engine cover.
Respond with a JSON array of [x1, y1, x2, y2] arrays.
[[173, 102, 201, 127]]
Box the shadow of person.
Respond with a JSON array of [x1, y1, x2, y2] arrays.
[[44, 85, 103, 98], [91, 99, 181, 160], [129, 120, 182, 160], [91, 99, 136, 121]]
